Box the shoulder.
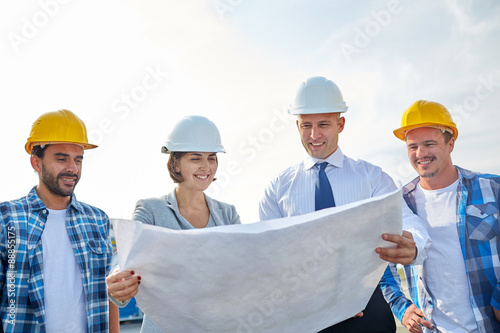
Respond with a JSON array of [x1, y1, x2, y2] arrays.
[[135, 195, 170, 210], [343, 154, 383, 172], [269, 161, 304, 184], [459, 166, 500, 195], [0, 191, 35, 221], [205, 195, 237, 212], [72, 199, 109, 222], [459, 166, 500, 182]]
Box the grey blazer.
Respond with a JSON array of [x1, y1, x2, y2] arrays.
[[129, 189, 240, 333], [132, 190, 241, 228]]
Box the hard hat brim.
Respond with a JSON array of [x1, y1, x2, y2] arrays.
[[393, 123, 458, 141], [161, 145, 226, 154], [288, 105, 348, 115], [25, 141, 98, 154]]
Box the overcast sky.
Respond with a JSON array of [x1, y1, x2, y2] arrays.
[[1, 0, 499, 223]]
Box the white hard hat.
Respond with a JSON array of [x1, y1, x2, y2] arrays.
[[288, 76, 348, 115], [161, 115, 226, 154]]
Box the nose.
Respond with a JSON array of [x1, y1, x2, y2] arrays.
[[199, 158, 209, 171], [66, 160, 80, 174], [415, 145, 428, 159], [310, 125, 320, 140]]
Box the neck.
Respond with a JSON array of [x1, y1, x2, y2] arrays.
[[35, 185, 71, 210], [419, 165, 459, 190], [175, 185, 206, 208]]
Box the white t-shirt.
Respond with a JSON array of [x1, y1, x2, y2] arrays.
[[42, 208, 88, 332], [415, 180, 477, 333]]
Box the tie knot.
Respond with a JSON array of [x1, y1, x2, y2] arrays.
[[316, 162, 328, 171]]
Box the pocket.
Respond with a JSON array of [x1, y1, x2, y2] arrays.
[[466, 203, 499, 241], [87, 238, 111, 277], [87, 239, 108, 255]]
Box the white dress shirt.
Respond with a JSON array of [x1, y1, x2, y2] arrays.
[[259, 146, 431, 264]]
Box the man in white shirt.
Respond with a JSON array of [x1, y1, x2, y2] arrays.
[[382, 100, 500, 332], [259, 76, 431, 333]]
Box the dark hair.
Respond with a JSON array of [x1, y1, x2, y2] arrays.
[[31, 145, 48, 158], [167, 152, 218, 183], [443, 131, 453, 144], [167, 152, 187, 183]]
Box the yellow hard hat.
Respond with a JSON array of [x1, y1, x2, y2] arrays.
[[25, 109, 98, 154], [393, 100, 458, 141]]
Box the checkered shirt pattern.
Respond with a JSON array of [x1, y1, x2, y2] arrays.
[[381, 167, 500, 333], [0, 187, 113, 332]]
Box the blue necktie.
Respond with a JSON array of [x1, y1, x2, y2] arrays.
[[315, 162, 335, 211]]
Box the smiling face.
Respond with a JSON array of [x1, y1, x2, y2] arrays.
[[406, 127, 457, 189], [175, 152, 218, 192], [32, 144, 83, 199], [296, 113, 345, 159]]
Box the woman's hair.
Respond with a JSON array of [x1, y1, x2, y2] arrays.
[[167, 152, 218, 183]]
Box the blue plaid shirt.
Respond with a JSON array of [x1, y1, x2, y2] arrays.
[[0, 187, 113, 332], [381, 167, 500, 333]]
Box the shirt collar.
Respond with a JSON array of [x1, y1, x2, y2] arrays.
[[304, 146, 344, 170], [27, 185, 81, 212]]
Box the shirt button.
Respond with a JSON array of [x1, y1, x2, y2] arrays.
[[97, 247, 102, 252], [39, 222, 44, 227], [28, 245, 34, 250], [42, 209, 47, 214]]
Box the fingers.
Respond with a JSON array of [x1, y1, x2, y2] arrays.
[[402, 305, 433, 333], [107, 269, 136, 283], [376, 232, 417, 265], [106, 269, 141, 302]]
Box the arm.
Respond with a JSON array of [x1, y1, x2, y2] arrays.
[[259, 179, 283, 221], [380, 265, 433, 332], [399, 202, 431, 265], [131, 199, 155, 225], [109, 300, 120, 333], [230, 205, 241, 225], [371, 169, 431, 265]]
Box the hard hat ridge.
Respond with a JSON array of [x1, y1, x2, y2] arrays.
[[162, 115, 226, 154], [289, 76, 348, 115], [25, 109, 97, 154], [393, 100, 458, 141]]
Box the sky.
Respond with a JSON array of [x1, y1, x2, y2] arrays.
[[1, 0, 499, 223]]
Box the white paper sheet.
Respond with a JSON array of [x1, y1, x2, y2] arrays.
[[112, 189, 402, 333]]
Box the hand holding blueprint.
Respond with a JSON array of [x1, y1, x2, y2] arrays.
[[112, 189, 402, 332]]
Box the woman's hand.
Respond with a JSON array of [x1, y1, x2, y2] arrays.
[[106, 268, 141, 302]]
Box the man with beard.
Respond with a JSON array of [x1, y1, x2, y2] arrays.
[[382, 100, 500, 332], [0, 110, 113, 332]]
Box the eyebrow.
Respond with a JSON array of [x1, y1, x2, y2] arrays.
[[408, 139, 438, 145], [54, 152, 84, 159]]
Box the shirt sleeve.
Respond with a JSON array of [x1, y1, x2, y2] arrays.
[[370, 166, 431, 265], [131, 199, 155, 225], [259, 178, 283, 221], [401, 202, 431, 265], [229, 204, 242, 225], [380, 264, 413, 323], [107, 252, 131, 308]]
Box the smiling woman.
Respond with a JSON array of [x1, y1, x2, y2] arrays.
[[106, 115, 242, 333]]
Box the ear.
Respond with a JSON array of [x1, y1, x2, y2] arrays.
[[173, 158, 181, 173], [448, 136, 455, 153], [296, 119, 300, 131], [30, 155, 42, 173], [338, 116, 345, 133]]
